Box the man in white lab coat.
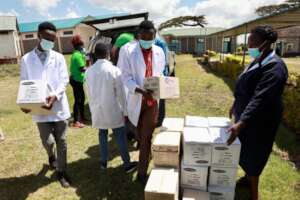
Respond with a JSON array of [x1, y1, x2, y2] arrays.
[[85, 43, 137, 173], [118, 20, 165, 184], [20, 22, 71, 188]]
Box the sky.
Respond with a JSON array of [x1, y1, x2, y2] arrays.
[[0, 0, 286, 28]]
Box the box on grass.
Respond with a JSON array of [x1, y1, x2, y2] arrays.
[[182, 189, 210, 200], [161, 118, 184, 132], [209, 166, 238, 188], [152, 131, 181, 168], [181, 161, 208, 191], [208, 117, 232, 128], [183, 127, 212, 166], [143, 76, 180, 99], [16, 80, 54, 115], [145, 168, 179, 200], [209, 128, 241, 167], [208, 186, 235, 200], [185, 116, 209, 128]]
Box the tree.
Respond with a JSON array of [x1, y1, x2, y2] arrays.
[[255, 0, 300, 17], [158, 16, 207, 31]]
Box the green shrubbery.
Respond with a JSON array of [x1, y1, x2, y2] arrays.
[[207, 52, 300, 135]]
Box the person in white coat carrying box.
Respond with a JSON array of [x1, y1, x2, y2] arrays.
[[85, 43, 137, 173], [19, 22, 71, 188], [117, 20, 165, 184]]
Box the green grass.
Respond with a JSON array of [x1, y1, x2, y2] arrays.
[[0, 54, 299, 200]]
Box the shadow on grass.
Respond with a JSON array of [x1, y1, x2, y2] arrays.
[[0, 137, 141, 200]]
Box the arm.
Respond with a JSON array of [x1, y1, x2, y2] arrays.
[[20, 58, 28, 81], [53, 55, 69, 101], [115, 70, 128, 116]]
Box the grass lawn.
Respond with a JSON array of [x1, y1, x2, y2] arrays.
[[0, 54, 299, 200]]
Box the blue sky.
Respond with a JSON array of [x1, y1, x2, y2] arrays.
[[0, 0, 285, 27]]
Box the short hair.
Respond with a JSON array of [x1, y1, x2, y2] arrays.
[[94, 43, 108, 58], [251, 25, 278, 43], [38, 21, 57, 32], [139, 20, 156, 33], [72, 35, 84, 47]]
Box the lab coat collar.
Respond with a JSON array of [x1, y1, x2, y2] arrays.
[[32, 48, 55, 68]]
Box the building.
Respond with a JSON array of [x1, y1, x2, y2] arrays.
[[0, 16, 22, 64], [19, 16, 97, 54], [277, 26, 300, 57], [160, 27, 224, 55]]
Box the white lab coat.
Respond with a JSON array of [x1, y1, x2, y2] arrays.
[[117, 42, 165, 126], [20, 49, 71, 122], [85, 59, 127, 129]]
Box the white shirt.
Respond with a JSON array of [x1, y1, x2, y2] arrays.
[[20, 49, 71, 122], [85, 59, 127, 129], [117, 42, 165, 126]]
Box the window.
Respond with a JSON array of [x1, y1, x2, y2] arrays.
[[63, 30, 73, 36], [25, 34, 34, 39]]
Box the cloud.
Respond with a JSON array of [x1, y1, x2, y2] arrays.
[[21, 0, 61, 15], [88, 0, 286, 28], [66, 8, 80, 18], [0, 9, 19, 16]]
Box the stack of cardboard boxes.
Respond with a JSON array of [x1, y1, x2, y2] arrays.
[[145, 118, 184, 200], [144, 111, 240, 200], [182, 116, 241, 200]]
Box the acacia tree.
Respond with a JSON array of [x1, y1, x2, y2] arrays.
[[255, 0, 300, 17], [158, 15, 207, 31]]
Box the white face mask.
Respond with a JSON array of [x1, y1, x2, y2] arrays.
[[40, 39, 54, 51]]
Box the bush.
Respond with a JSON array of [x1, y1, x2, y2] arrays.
[[206, 50, 217, 57]]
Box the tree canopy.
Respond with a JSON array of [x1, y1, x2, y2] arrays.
[[158, 15, 207, 31], [255, 0, 300, 17]]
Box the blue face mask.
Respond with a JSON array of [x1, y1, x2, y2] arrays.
[[139, 39, 154, 49], [248, 48, 261, 59], [40, 39, 54, 51]]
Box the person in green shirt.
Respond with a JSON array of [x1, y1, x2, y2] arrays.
[[111, 32, 134, 65], [70, 35, 87, 128]]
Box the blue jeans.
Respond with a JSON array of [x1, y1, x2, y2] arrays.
[[99, 127, 130, 167]]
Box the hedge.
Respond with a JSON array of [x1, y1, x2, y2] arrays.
[[208, 53, 300, 135]]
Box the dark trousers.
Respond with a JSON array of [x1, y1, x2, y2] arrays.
[[70, 78, 85, 122], [136, 99, 158, 176], [157, 99, 166, 127]]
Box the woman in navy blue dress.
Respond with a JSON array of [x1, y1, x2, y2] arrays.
[[227, 25, 288, 200]]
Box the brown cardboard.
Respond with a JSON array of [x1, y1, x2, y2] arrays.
[[144, 76, 180, 99]]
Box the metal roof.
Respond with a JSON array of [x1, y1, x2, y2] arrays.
[[19, 13, 128, 33], [160, 27, 225, 37], [0, 16, 18, 31]]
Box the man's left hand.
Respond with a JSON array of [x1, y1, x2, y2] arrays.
[[42, 95, 57, 110], [227, 121, 246, 145]]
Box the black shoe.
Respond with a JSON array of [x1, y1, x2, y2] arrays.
[[57, 171, 71, 188], [100, 162, 107, 170], [48, 156, 57, 170], [137, 174, 148, 185], [125, 162, 138, 174], [236, 175, 250, 188]]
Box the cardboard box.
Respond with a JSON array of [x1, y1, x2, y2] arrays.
[[209, 166, 238, 188], [144, 76, 180, 99], [161, 118, 184, 132], [183, 127, 212, 166], [16, 80, 54, 115], [185, 116, 209, 128], [182, 189, 210, 200], [208, 186, 235, 200], [152, 132, 181, 168], [145, 168, 179, 200], [208, 117, 231, 128], [181, 162, 208, 191], [209, 128, 241, 167]]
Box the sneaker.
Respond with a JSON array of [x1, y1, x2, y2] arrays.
[[125, 162, 138, 173], [137, 174, 148, 185], [72, 121, 85, 128], [57, 171, 71, 188], [100, 162, 107, 170], [48, 156, 57, 170], [236, 175, 250, 188]]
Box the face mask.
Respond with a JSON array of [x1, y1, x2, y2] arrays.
[[139, 39, 154, 49], [40, 39, 54, 51], [248, 40, 268, 59]]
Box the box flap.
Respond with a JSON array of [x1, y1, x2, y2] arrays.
[[209, 128, 240, 145], [162, 118, 184, 132], [185, 116, 209, 128], [153, 132, 181, 152], [208, 117, 232, 128], [183, 127, 211, 144]]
